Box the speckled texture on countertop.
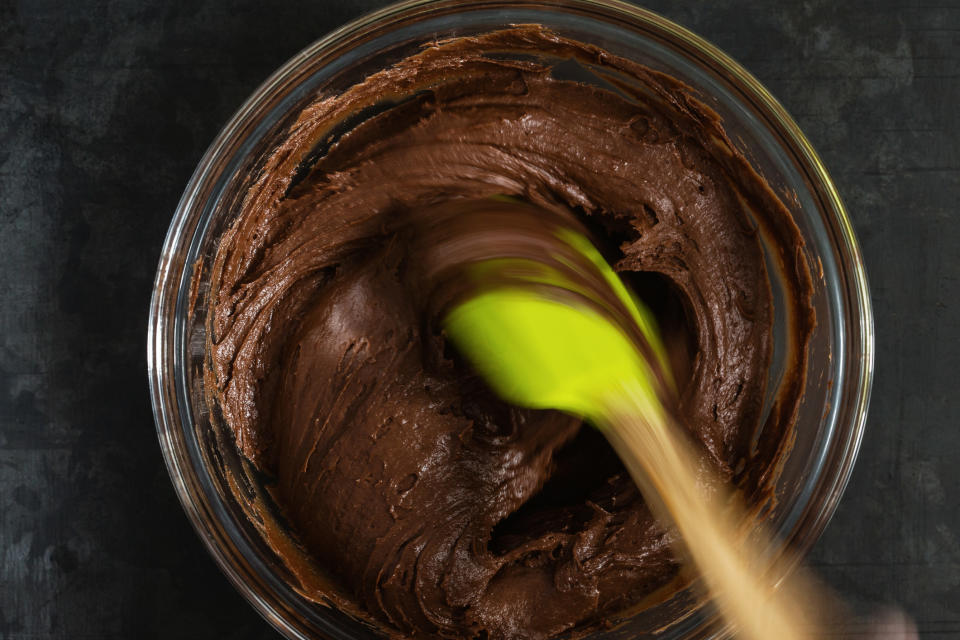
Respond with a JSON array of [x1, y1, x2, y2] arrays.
[[0, 1, 957, 638]]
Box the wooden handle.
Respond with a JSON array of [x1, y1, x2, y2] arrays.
[[599, 383, 815, 640]]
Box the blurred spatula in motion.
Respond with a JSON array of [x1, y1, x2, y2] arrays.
[[414, 198, 814, 640]]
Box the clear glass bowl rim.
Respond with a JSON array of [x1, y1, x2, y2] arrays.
[[148, 0, 874, 637]]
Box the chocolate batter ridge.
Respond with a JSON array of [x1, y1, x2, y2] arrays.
[[206, 25, 814, 639]]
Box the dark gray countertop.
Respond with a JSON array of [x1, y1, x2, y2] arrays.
[[1, 1, 957, 638]]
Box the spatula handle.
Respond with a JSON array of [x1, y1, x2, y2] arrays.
[[599, 382, 816, 640]]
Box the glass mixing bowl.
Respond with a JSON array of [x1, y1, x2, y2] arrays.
[[148, 0, 873, 638]]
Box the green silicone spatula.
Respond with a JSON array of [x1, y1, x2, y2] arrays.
[[422, 199, 813, 640]]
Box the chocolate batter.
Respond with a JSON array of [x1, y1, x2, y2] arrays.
[[207, 26, 814, 639]]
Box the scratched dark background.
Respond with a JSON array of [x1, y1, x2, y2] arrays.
[[0, 0, 957, 638]]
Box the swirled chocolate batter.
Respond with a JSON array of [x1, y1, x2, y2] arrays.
[[207, 25, 814, 639]]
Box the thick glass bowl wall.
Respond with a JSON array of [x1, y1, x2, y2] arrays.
[[149, 2, 873, 638]]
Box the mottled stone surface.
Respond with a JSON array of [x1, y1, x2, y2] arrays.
[[0, 1, 956, 638]]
